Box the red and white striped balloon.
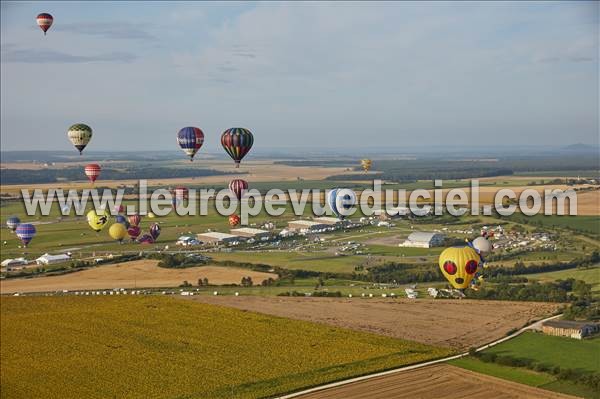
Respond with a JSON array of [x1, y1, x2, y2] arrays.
[[229, 179, 248, 201], [84, 164, 101, 184], [36, 13, 53, 35]]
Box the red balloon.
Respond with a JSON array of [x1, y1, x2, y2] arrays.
[[229, 179, 248, 201], [36, 13, 53, 35], [229, 214, 241, 227], [128, 214, 141, 227], [84, 164, 101, 183], [174, 186, 189, 199], [127, 225, 141, 239]]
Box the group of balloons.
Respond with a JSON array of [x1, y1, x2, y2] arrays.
[[176, 126, 254, 167], [6, 216, 36, 247], [438, 236, 493, 290], [87, 207, 160, 244]]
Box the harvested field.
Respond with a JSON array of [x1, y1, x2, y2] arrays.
[[0, 260, 277, 293], [187, 296, 559, 351], [293, 364, 577, 399]]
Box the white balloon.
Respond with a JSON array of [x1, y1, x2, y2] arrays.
[[472, 236, 493, 256]]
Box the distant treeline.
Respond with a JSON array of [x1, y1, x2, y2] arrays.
[[1, 167, 239, 184]]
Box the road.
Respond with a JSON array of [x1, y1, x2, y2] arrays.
[[278, 313, 563, 399]]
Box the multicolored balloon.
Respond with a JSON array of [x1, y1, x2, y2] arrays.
[[229, 214, 241, 227], [36, 13, 53, 35], [15, 223, 36, 247], [6, 216, 20, 232], [128, 214, 141, 227], [113, 204, 124, 214], [327, 188, 357, 219], [86, 209, 109, 232], [127, 225, 141, 239], [221, 128, 253, 168], [177, 127, 204, 161], [438, 246, 481, 290], [229, 179, 248, 201], [67, 123, 93, 155], [149, 223, 161, 240], [84, 164, 101, 184], [108, 223, 127, 242], [138, 234, 154, 244], [174, 186, 188, 199]]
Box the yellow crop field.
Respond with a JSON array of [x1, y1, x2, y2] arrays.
[[1, 296, 452, 399]]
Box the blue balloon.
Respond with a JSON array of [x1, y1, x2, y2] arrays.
[[327, 188, 357, 219]]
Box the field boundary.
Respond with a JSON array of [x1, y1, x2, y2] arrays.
[[277, 313, 563, 398]]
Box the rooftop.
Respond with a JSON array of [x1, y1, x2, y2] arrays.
[[543, 319, 598, 329], [407, 232, 443, 242], [230, 227, 270, 235], [197, 232, 239, 240], [288, 220, 324, 227]]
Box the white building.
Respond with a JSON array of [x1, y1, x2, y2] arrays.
[[1, 258, 28, 269], [399, 232, 445, 248], [230, 227, 271, 240], [312, 217, 341, 226], [287, 220, 328, 232], [36, 253, 71, 265], [197, 232, 240, 245]]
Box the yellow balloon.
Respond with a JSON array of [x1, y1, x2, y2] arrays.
[[438, 246, 481, 290], [148, 212, 156, 218], [86, 209, 109, 232], [108, 223, 127, 241], [360, 159, 372, 173]]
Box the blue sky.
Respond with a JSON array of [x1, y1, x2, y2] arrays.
[[1, 1, 598, 151]]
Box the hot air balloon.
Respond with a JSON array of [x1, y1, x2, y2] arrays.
[[221, 128, 253, 168], [113, 204, 124, 214], [15, 223, 36, 247], [6, 216, 20, 232], [438, 246, 481, 290], [173, 186, 189, 199], [229, 179, 248, 201], [148, 212, 156, 218], [138, 234, 154, 244], [84, 164, 101, 184], [229, 214, 241, 227], [360, 159, 372, 173], [177, 127, 204, 161], [36, 13, 53, 35], [327, 188, 357, 219], [115, 215, 130, 228], [472, 236, 493, 258], [109, 223, 127, 242], [149, 223, 161, 240], [87, 209, 109, 232], [127, 225, 141, 240], [128, 214, 141, 227], [67, 124, 93, 155]]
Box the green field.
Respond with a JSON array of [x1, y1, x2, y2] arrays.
[[502, 214, 600, 235], [485, 332, 600, 373], [0, 296, 451, 399], [523, 266, 600, 293], [449, 357, 599, 399]]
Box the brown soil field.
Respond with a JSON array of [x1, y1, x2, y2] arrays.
[[186, 296, 559, 351], [0, 260, 277, 294], [294, 364, 576, 399]]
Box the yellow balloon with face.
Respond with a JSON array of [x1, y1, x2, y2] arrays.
[[87, 209, 109, 232], [438, 246, 481, 290]]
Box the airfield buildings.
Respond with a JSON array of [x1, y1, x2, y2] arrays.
[[196, 232, 240, 245], [541, 319, 600, 340], [287, 220, 329, 232], [399, 232, 445, 248], [36, 253, 71, 265], [230, 227, 271, 240]]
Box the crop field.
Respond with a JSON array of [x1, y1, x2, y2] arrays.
[[0, 296, 452, 399], [523, 266, 600, 293], [188, 296, 560, 351]]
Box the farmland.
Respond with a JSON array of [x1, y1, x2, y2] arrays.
[[0, 296, 452, 399]]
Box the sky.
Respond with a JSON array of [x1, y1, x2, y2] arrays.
[[1, 1, 598, 152]]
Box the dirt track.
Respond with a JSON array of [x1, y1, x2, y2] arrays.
[[0, 260, 277, 293], [293, 364, 576, 399], [187, 296, 559, 351]]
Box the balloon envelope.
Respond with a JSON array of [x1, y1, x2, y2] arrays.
[[68, 124, 93, 154], [327, 188, 357, 219], [84, 164, 101, 183], [149, 223, 161, 240], [86, 209, 109, 232], [127, 225, 141, 239], [108, 223, 127, 241], [15, 223, 36, 246], [138, 234, 154, 244], [229, 179, 248, 201], [6, 216, 20, 231], [472, 236, 493, 257], [221, 128, 253, 168], [360, 159, 372, 173], [438, 246, 481, 290], [177, 127, 204, 161], [128, 214, 141, 226], [229, 214, 241, 227], [36, 13, 53, 35]]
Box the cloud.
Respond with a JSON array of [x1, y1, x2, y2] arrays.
[[570, 56, 594, 63], [2, 47, 137, 63], [53, 22, 156, 41]]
